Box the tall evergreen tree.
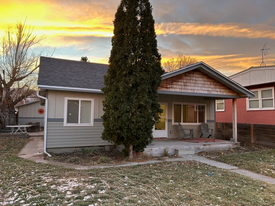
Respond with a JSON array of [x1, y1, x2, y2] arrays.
[[102, 0, 164, 159]]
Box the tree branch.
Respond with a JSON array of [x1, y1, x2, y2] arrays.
[[0, 21, 43, 125]]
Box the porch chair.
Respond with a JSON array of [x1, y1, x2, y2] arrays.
[[200, 123, 213, 138], [177, 122, 194, 140]]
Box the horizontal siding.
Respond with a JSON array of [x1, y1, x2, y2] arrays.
[[46, 92, 217, 148], [48, 90, 105, 119], [18, 117, 44, 126], [47, 121, 112, 148], [231, 67, 275, 87], [18, 102, 44, 118]]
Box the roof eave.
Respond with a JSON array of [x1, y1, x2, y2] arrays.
[[38, 85, 103, 93], [158, 90, 250, 99]]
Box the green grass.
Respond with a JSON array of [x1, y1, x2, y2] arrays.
[[1, 137, 275, 205], [215, 148, 275, 178]]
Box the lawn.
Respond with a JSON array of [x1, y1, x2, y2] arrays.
[[213, 146, 275, 178], [1, 137, 275, 205]]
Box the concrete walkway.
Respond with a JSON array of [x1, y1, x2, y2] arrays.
[[18, 136, 275, 185], [185, 155, 275, 185]]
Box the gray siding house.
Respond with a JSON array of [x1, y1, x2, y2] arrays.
[[38, 57, 254, 153]]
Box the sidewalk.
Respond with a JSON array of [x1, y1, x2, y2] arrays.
[[185, 155, 275, 185], [19, 136, 275, 185]]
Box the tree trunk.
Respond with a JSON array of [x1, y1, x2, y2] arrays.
[[8, 106, 16, 125], [1, 106, 16, 128], [129, 144, 134, 160]]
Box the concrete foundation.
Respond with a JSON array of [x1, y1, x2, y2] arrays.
[[144, 139, 240, 157]]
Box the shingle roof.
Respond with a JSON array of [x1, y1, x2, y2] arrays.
[[38, 57, 254, 98], [38, 56, 108, 91]]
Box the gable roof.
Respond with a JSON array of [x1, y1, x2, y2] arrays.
[[160, 62, 254, 98], [38, 57, 254, 98], [230, 65, 275, 87], [16, 100, 40, 108], [38, 56, 108, 93]]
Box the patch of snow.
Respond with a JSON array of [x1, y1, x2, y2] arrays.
[[84, 195, 92, 201]]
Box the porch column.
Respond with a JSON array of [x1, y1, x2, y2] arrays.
[[232, 98, 237, 142]]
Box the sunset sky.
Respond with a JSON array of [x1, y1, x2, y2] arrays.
[[1, 0, 275, 75]]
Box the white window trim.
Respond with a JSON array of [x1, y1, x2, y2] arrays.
[[64, 97, 94, 126], [247, 87, 274, 111], [216, 99, 225, 112], [172, 102, 207, 125]]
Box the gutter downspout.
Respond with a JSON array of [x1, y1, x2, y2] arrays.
[[37, 91, 51, 157]]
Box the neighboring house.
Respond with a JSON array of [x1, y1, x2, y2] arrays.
[[38, 57, 253, 153], [16, 100, 44, 126], [216, 65, 275, 125]]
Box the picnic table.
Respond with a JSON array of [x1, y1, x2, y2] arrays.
[[6, 125, 32, 133]]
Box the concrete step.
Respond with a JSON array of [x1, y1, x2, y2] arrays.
[[144, 146, 196, 157], [175, 148, 196, 156]]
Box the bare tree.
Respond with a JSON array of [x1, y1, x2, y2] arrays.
[[0, 22, 43, 127], [80, 56, 88, 62], [163, 55, 198, 72]]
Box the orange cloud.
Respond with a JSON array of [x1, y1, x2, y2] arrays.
[[1, 0, 271, 76], [0, 0, 114, 40], [162, 54, 262, 76], [155, 23, 275, 40]]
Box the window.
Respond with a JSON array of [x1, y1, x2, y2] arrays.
[[64, 98, 94, 126], [216, 99, 225, 111], [247, 88, 274, 110], [173, 103, 206, 124]]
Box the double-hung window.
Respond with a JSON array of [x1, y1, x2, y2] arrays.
[[216, 99, 225, 111], [173, 103, 206, 124], [64, 97, 94, 126], [247, 87, 274, 110]]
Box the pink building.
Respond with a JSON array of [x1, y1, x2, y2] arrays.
[[216, 65, 275, 125]]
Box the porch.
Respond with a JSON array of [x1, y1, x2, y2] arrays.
[[144, 138, 240, 157]]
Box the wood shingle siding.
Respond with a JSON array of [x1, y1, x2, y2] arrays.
[[159, 70, 238, 96]]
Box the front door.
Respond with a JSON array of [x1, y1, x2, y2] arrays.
[[153, 103, 167, 138]]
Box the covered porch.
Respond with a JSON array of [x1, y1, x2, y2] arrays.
[[152, 62, 255, 143]]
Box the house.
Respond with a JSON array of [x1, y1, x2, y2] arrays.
[[37, 56, 254, 154], [16, 100, 44, 128], [216, 65, 275, 125]]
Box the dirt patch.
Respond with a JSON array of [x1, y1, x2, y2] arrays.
[[45, 147, 155, 166], [45, 143, 274, 166]]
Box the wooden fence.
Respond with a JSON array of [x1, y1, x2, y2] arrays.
[[216, 122, 275, 147]]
